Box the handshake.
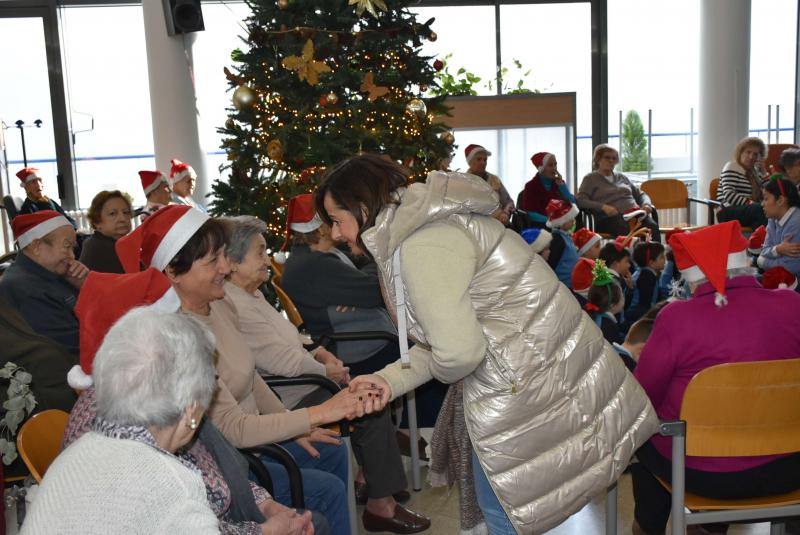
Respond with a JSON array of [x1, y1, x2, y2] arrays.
[[315, 374, 393, 423]]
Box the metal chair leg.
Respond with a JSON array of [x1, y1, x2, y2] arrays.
[[406, 390, 422, 491], [770, 522, 786, 535], [342, 436, 358, 535], [605, 482, 618, 535]]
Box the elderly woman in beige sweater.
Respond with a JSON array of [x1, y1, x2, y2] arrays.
[[316, 154, 658, 534]]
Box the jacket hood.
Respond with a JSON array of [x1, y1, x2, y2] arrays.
[[362, 171, 500, 260]]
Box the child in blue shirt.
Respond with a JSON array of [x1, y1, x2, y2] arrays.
[[757, 176, 800, 277], [544, 199, 580, 289], [628, 241, 666, 323]]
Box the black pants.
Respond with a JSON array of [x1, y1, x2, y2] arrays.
[[718, 203, 767, 229], [594, 212, 661, 242], [292, 388, 407, 499], [631, 441, 800, 534]]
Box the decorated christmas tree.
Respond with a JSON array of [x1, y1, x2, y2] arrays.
[[210, 0, 454, 249]]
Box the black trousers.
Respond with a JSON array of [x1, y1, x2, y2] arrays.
[[594, 211, 661, 242], [631, 441, 800, 534], [718, 203, 768, 229], [293, 388, 407, 500]]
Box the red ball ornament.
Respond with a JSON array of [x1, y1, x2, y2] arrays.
[[433, 59, 444, 71], [319, 95, 328, 106]]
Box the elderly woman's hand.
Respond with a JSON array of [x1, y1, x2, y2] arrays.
[[601, 204, 619, 217], [295, 427, 341, 459], [349, 374, 392, 412], [307, 387, 380, 425], [260, 508, 314, 535]]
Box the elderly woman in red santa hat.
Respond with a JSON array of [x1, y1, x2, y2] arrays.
[[464, 144, 514, 224], [631, 221, 800, 535], [519, 151, 577, 227]]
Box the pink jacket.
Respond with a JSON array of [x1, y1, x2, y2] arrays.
[[635, 275, 800, 471]]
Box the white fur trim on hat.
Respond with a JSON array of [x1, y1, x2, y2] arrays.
[[537, 153, 554, 173], [67, 364, 93, 390], [679, 250, 750, 283], [143, 175, 167, 196], [623, 208, 647, 221], [577, 233, 601, 256], [466, 146, 491, 163], [545, 203, 579, 229], [529, 229, 553, 253], [169, 168, 196, 188], [150, 208, 210, 271], [273, 251, 288, 264], [16, 215, 72, 249], [19, 172, 40, 185], [290, 214, 322, 234]]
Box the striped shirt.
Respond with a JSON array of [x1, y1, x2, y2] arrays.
[[719, 161, 761, 206]]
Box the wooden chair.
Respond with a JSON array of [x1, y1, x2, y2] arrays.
[[16, 409, 70, 482], [270, 271, 304, 330], [270, 255, 284, 277], [640, 179, 703, 233], [657, 358, 800, 535]]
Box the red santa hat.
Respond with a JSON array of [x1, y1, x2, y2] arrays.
[[139, 170, 168, 196], [665, 227, 687, 246], [622, 206, 647, 221], [68, 268, 180, 390], [530, 152, 554, 173], [464, 144, 491, 164], [572, 258, 596, 296], [748, 225, 767, 255], [11, 210, 72, 249], [115, 205, 209, 273], [545, 199, 579, 228], [16, 167, 41, 185], [169, 159, 197, 187], [278, 193, 322, 256], [762, 267, 798, 291], [572, 228, 601, 256], [668, 221, 750, 307]]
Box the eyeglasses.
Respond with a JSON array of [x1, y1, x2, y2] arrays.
[[601, 155, 619, 161]]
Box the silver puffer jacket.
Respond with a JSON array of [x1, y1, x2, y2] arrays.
[[362, 171, 658, 534]]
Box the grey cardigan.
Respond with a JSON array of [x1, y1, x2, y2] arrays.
[[576, 171, 652, 213]]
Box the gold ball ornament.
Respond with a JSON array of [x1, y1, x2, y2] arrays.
[[326, 92, 339, 105], [232, 85, 256, 109], [278, 0, 289, 8], [406, 98, 427, 117], [441, 131, 455, 145], [428, 32, 437, 42], [266, 139, 284, 162], [225, 118, 235, 129]]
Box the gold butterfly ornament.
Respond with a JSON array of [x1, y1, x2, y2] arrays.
[[282, 39, 332, 86], [360, 72, 389, 102]]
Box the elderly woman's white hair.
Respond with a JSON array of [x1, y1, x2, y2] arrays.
[[223, 215, 267, 264], [93, 307, 217, 428]]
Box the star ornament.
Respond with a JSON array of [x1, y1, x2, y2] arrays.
[[349, 0, 387, 18], [281, 39, 332, 86], [360, 72, 389, 102]]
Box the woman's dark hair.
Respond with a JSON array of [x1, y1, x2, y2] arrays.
[[87, 190, 132, 229], [290, 228, 321, 248], [633, 241, 666, 268], [763, 176, 800, 208], [314, 154, 410, 252], [599, 242, 631, 267], [166, 218, 227, 276], [778, 148, 800, 173], [587, 281, 623, 313]]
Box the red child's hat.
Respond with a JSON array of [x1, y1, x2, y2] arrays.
[[545, 199, 579, 228], [571, 258, 596, 295], [572, 228, 601, 256]]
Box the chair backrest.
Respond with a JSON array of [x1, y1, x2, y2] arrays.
[[710, 177, 720, 201], [680, 358, 800, 457], [270, 272, 305, 328], [17, 409, 71, 482], [270, 256, 284, 277], [640, 179, 688, 209], [2, 196, 23, 220], [765, 143, 799, 174]]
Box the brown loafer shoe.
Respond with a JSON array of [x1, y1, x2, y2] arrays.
[[362, 504, 431, 534], [355, 481, 411, 505]]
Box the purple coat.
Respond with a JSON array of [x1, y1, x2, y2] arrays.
[[635, 275, 800, 472]]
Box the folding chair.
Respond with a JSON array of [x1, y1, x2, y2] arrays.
[[16, 409, 70, 482], [657, 358, 800, 535]]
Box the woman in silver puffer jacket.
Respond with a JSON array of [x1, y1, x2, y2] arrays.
[[316, 154, 659, 534]]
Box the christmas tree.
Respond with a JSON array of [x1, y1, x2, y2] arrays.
[[210, 0, 455, 249]]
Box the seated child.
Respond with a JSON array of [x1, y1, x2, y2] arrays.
[[571, 258, 595, 309], [598, 240, 634, 323], [628, 241, 667, 323], [572, 228, 602, 260], [613, 316, 656, 372], [585, 260, 625, 345], [762, 266, 798, 290], [544, 199, 580, 288], [521, 227, 553, 262]]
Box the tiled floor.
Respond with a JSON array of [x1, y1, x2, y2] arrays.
[[357, 464, 781, 534]]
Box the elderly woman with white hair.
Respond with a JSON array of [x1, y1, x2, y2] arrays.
[[24, 308, 244, 534]]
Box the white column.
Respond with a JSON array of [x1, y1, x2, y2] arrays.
[[698, 0, 751, 224], [141, 1, 210, 206]]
